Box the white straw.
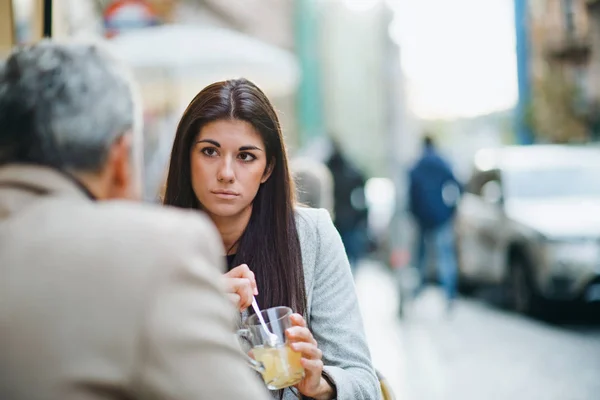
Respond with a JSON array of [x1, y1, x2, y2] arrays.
[[252, 297, 278, 347]]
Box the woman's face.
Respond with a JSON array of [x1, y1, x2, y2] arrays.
[[190, 119, 272, 219]]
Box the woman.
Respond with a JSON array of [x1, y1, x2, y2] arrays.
[[163, 79, 380, 400]]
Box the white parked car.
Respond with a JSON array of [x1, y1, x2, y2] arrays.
[[456, 145, 600, 316]]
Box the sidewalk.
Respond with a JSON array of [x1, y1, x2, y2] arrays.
[[354, 260, 600, 400], [354, 260, 409, 399]]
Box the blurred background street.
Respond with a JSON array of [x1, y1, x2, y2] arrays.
[[356, 260, 600, 400]]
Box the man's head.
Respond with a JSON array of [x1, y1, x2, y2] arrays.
[[423, 134, 435, 150], [0, 40, 143, 200]]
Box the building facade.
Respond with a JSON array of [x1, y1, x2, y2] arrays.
[[528, 0, 600, 142]]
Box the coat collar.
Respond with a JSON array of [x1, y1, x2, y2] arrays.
[[0, 164, 96, 201]]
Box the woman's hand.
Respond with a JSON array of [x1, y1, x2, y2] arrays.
[[222, 264, 257, 311], [286, 314, 335, 400]]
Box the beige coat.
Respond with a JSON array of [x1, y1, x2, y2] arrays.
[[0, 165, 269, 400]]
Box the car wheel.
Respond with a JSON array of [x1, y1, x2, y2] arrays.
[[458, 276, 476, 296], [455, 234, 476, 296], [508, 257, 546, 316]]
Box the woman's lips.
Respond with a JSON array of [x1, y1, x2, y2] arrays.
[[211, 190, 239, 199]]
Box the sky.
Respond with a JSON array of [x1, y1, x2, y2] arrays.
[[387, 0, 518, 120]]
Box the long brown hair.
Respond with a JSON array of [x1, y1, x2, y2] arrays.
[[163, 78, 306, 316]]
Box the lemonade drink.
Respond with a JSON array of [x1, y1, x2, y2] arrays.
[[252, 344, 304, 390]]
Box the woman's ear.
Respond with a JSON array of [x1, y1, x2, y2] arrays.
[[261, 158, 275, 183]]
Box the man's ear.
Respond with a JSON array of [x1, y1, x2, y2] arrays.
[[107, 134, 137, 200], [261, 158, 275, 184]]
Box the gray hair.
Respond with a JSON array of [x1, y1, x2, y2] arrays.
[[0, 39, 142, 172]]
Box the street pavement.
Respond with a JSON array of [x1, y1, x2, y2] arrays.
[[354, 260, 600, 400]]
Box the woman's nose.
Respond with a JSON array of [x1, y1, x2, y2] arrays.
[[217, 158, 235, 183]]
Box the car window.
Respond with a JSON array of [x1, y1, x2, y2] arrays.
[[504, 167, 600, 199]]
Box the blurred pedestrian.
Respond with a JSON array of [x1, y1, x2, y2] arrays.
[[0, 40, 269, 400], [291, 156, 335, 216], [326, 139, 369, 270], [408, 135, 462, 309]]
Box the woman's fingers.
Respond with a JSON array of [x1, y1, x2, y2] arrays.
[[285, 315, 325, 398], [223, 277, 253, 310], [226, 293, 241, 308], [224, 277, 253, 293], [225, 264, 258, 295], [287, 313, 316, 343], [290, 313, 307, 327], [290, 342, 323, 360], [300, 357, 324, 373], [286, 326, 317, 346]]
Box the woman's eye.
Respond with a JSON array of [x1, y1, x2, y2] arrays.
[[201, 148, 218, 157], [238, 152, 257, 162]]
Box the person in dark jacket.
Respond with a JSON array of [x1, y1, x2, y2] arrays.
[[408, 135, 462, 308], [326, 140, 369, 271]]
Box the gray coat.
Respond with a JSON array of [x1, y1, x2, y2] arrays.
[[273, 207, 381, 399]]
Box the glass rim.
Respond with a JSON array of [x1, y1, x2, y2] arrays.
[[245, 306, 292, 327]]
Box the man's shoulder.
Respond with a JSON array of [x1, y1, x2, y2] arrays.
[[2, 200, 225, 312], [27, 199, 222, 263], [94, 202, 221, 253], [97, 201, 214, 234]]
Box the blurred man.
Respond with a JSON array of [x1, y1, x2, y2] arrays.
[[0, 41, 269, 400], [408, 135, 462, 309], [326, 139, 369, 270]]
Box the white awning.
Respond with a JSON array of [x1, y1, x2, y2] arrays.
[[108, 24, 300, 103]]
